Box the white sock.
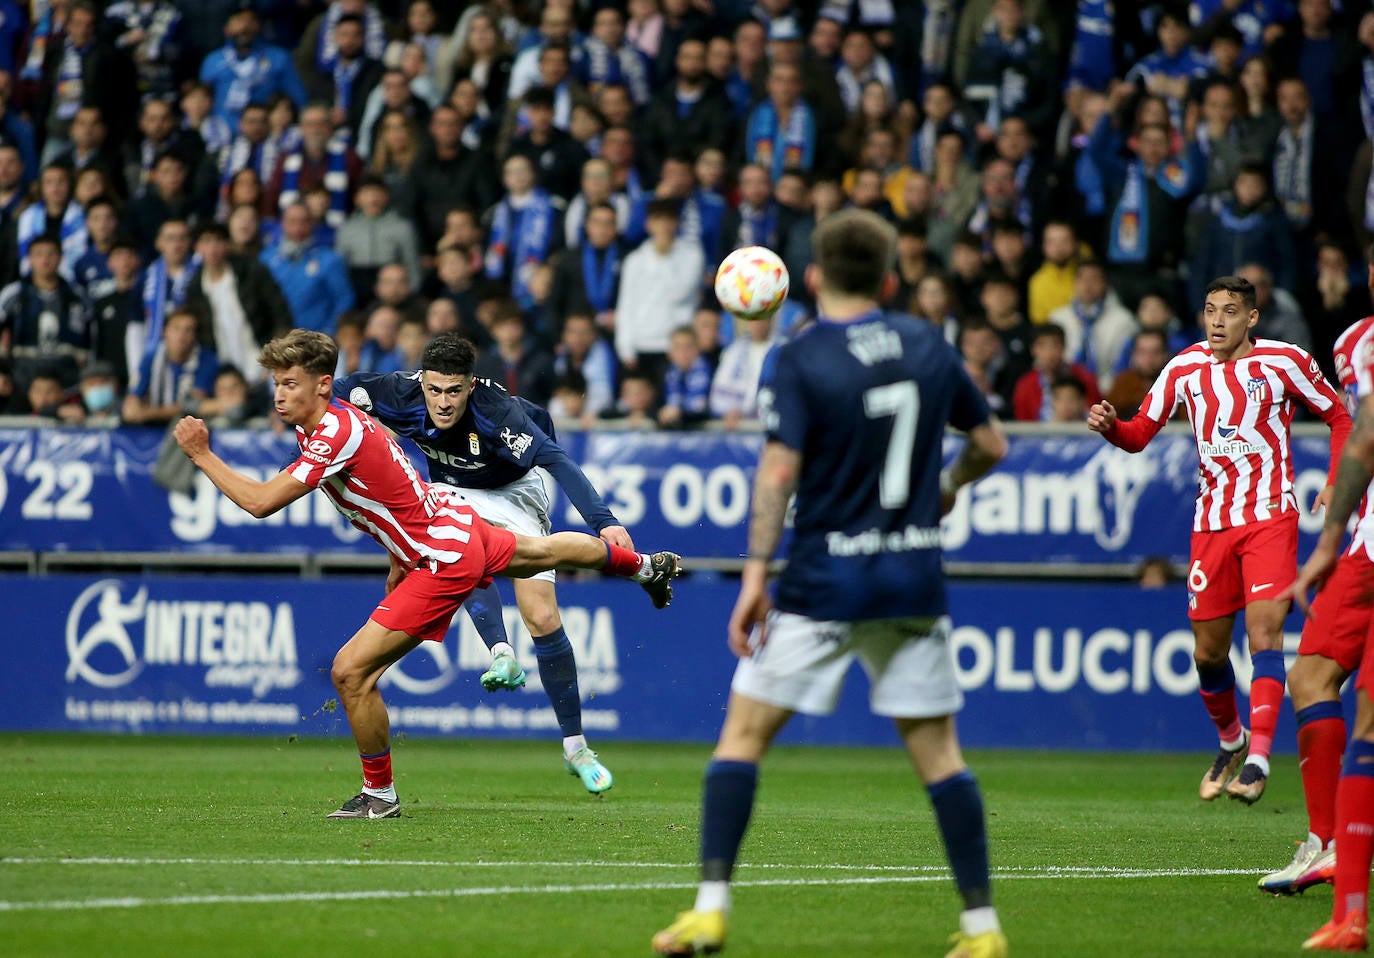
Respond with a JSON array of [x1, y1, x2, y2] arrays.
[[1221, 731, 1247, 751], [960, 906, 1000, 937], [363, 783, 397, 803], [694, 880, 730, 914], [632, 554, 652, 582], [491, 642, 515, 659], [563, 735, 588, 758], [1248, 754, 1271, 777]]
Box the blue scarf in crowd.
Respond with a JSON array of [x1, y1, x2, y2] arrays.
[[16, 201, 86, 275], [745, 100, 815, 180], [315, 3, 385, 72], [581, 242, 618, 313], [582, 38, 652, 105], [485, 190, 555, 308], [277, 134, 351, 228], [737, 201, 779, 249], [1107, 158, 1190, 264], [141, 255, 196, 355]]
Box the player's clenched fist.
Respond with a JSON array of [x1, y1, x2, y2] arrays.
[[174, 416, 210, 458], [1086, 400, 1117, 434]]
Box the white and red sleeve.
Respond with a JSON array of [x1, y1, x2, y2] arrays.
[[287, 408, 364, 488]]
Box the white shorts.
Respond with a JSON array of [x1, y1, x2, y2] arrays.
[[731, 611, 962, 719], [433, 470, 556, 583]]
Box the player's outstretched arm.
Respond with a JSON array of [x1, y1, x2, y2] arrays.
[[1086, 400, 1117, 434], [940, 420, 1007, 515], [728, 441, 801, 657], [173, 416, 313, 519]]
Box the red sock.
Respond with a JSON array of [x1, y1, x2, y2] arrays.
[[1298, 716, 1347, 846], [602, 542, 645, 577], [1333, 772, 1374, 922], [1200, 688, 1243, 744], [360, 748, 392, 790], [1247, 676, 1284, 762]]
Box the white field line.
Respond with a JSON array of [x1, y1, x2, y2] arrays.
[[0, 864, 1268, 913]]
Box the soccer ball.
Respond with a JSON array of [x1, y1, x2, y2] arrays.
[[715, 246, 789, 322]]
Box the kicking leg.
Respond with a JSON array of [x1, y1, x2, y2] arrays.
[[467, 583, 526, 692], [327, 619, 422, 819], [651, 691, 792, 956], [501, 532, 682, 608], [1193, 615, 1249, 800]]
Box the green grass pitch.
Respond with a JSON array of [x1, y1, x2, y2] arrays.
[[0, 734, 1340, 957]]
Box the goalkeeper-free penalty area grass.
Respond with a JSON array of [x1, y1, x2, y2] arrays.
[[0, 735, 1335, 957]]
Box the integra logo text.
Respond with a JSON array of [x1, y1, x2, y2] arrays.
[[66, 580, 302, 696]]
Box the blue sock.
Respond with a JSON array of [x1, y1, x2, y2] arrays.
[[1251, 649, 1286, 684], [701, 759, 758, 882], [1197, 659, 1236, 693], [533, 628, 582, 738], [464, 583, 509, 652], [1296, 701, 1344, 728], [1344, 739, 1374, 778], [928, 769, 992, 910]]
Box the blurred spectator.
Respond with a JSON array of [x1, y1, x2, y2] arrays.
[[554, 312, 616, 419], [367, 262, 423, 324], [442, 9, 512, 121], [627, 0, 664, 60], [267, 104, 362, 231], [549, 202, 624, 334], [615, 198, 704, 384], [63, 358, 121, 424], [0, 235, 91, 386], [1136, 555, 1174, 589], [395, 317, 426, 374], [842, 128, 913, 218], [980, 271, 1034, 406], [410, 105, 496, 252], [1191, 164, 1296, 304], [947, 230, 987, 319], [333, 309, 365, 378], [125, 98, 206, 205], [1238, 52, 1282, 148], [24, 370, 71, 419], [953, 0, 1061, 90], [1303, 242, 1373, 364], [54, 106, 127, 202], [90, 236, 142, 387], [1269, 0, 1362, 162], [710, 313, 779, 430], [509, 4, 583, 103], [505, 86, 588, 201], [260, 202, 355, 335], [186, 222, 290, 384], [72, 197, 118, 298], [908, 83, 965, 174], [1048, 259, 1136, 389], [200, 6, 306, 131], [473, 302, 556, 406], [17, 163, 86, 276], [1273, 76, 1348, 266], [836, 29, 895, 117], [909, 272, 961, 346], [965, 157, 1030, 249], [1012, 323, 1101, 422], [126, 152, 196, 260], [364, 111, 422, 217], [728, 164, 784, 250], [358, 70, 433, 161], [580, 7, 653, 108], [1105, 328, 1170, 419], [659, 325, 712, 429], [357, 304, 405, 374], [37, 1, 137, 165], [988, 220, 1031, 303], [336, 176, 421, 301], [217, 103, 276, 207], [0, 357, 14, 413], [958, 320, 1008, 417], [104, 0, 184, 103], [136, 218, 195, 361], [122, 306, 216, 426], [723, 20, 767, 120], [1028, 220, 1082, 325], [839, 79, 911, 175], [892, 218, 940, 309], [564, 158, 631, 248], [1048, 374, 1089, 424], [640, 38, 734, 181], [1123, 8, 1209, 134], [199, 364, 256, 427], [965, 0, 1057, 140], [1186, 79, 1251, 200], [484, 153, 565, 310], [302, 13, 384, 139], [926, 130, 980, 259], [744, 62, 817, 181], [548, 368, 589, 423], [227, 203, 265, 259], [606, 369, 657, 428], [1238, 261, 1312, 351], [1111, 293, 1195, 376], [693, 306, 724, 370], [180, 81, 232, 159]]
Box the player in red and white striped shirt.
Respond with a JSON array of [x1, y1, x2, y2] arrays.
[[1088, 275, 1351, 808], [1286, 311, 1374, 951], [1256, 313, 1374, 897], [173, 330, 681, 820]]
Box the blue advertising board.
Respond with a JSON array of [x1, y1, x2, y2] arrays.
[[0, 425, 1339, 566], [0, 573, 1339, 753]]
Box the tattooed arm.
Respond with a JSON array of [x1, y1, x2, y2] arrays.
[[728, 441, 801, 657]]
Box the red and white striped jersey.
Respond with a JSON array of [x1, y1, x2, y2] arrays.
[[1105, 338, 1350, 531], [289, 398, 480, 568], [1337, 316, 1374, 558]]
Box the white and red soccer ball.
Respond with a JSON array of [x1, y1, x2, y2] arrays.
[[714, 246, 789, 322]]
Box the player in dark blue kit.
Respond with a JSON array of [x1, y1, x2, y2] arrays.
[[336, 334, 657, 794], [651, 210, 1009, 957]]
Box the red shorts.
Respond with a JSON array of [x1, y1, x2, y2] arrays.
[[369, 520, 519, 641], [1299, 549, 1374, 673], [1187, 514, 1297, 621]]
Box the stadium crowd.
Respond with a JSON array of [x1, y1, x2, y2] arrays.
[[0, 0, 1370, 431]]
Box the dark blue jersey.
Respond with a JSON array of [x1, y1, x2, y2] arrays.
[[334, 371, 619, 532], [759, 310, 990, 622]]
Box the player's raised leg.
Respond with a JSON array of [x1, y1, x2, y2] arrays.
[[1193, 615, 1250, 800], [513, 576, 613, 794], [500, 530, 681, 608], [652, 690, 793, 956], [1303, 688, 1374, 952], [326, 619, 423, 819], [467, 584, 527, 692]]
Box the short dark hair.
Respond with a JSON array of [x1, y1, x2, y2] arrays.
[[216, 364, 248, 386], [1204, 275, 1257, 311], [896, 217, 927, 240], [196, 222, 230, 243], [554, 370, 587, 394], [108, 233, 139, 254], [524, 86, 556, 110], [84, 195, 118, 217], [421, 332, 477, 376], [811, 208, 895, 297], [335, 12, 364, 29], [1134, 328, 1170, 351], [646, 198, 680, 221], [1050, 374, 1086, 398], [1033, 324, 1067, 346], [27, 234, 61, 254]]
